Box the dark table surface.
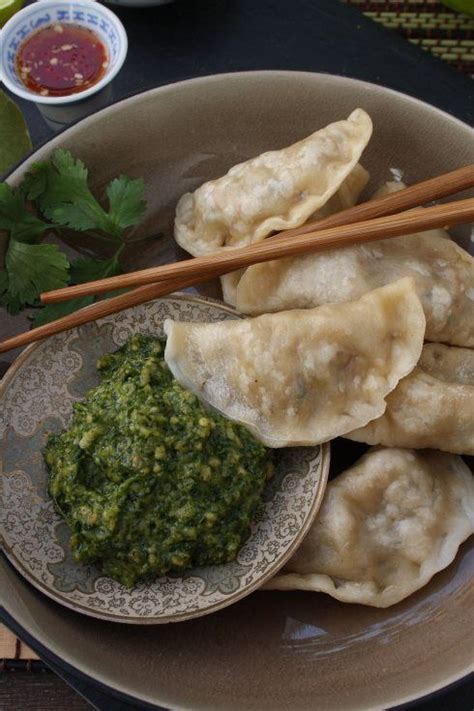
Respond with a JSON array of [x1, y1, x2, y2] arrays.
[[9, 0, 474, 145], [1, 0, 473, 708]]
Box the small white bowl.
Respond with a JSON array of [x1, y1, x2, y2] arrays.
[[0, 0, 128, 106]]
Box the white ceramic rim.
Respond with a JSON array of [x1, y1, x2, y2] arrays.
[[0, 0, 128, 105], [1, 70, 473, 711]]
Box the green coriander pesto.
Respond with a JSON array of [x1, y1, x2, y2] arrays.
[[44, 334, 273, 587]]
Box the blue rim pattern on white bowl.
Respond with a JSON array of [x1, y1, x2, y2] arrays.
[[0, 0, 128, 105]]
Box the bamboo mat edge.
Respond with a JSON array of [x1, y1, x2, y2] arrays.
[[0, 626, 38, 661]]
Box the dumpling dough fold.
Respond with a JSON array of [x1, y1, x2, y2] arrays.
[[234, 225, 474, 347], [164, 278, 425, 448], [347, 343, 474, 455], [264, 447, 474, 607], [220, 163, 369, 306], [175, 109, 372, 257]]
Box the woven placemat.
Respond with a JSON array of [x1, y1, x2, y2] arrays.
[[0, 626, 38, 666], [342, 0, 474, 76]]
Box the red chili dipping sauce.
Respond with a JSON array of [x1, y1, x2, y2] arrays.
[[16, 23, 108, 97]]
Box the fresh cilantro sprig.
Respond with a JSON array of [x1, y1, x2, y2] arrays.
[[1, 240, 69, 314], [0, 183, 49, 243], [31, 253, 124, 327], [0, 149, 147, 325], [0, 183, 69, 314], [23, 149, 146, 239], [69, 252, 124, 283]]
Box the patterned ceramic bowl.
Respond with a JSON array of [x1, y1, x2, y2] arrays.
[[0, 0, 127, 105], [0, 294, 330, 624]]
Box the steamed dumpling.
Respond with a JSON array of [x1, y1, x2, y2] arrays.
[[234, 222, 474, 348], [164, 279, 425, 448], [222, 176, 397, 308], [264, 447, 474, 607], [312, 162, 370, 219], [347, 343, 474, 455], [175, 109, 372, 257], [221, 162, 369, 306]]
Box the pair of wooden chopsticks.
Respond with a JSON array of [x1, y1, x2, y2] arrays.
[[0, 165, 473, 355]]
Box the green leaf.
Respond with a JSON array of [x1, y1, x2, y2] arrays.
[[107, 176, 146, 231], [26, 150, 146, 239], [0, 270, 8, 293], [70, 253, 123, 284], [0, 91, 32, 176], [0, 183, 49, 243], [21, 164, 48, 201], [27, 150, 90, 206], [3, 239, 69, 309], [47, 199, 113, 233], [26, 150, 115, 234], [31, 296, 94, 327], [0, 270, 22, 314], [31, 253, 123, 325]]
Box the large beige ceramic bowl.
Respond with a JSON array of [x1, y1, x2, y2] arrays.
[[1, 71, 473, 710]]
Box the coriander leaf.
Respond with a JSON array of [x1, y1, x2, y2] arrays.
[[0, 91, 32, 176], [70, 253, 123, 284], [32, 254, 123, 325], [4, 239, 69, 308], [29, 149, 90, 205], [0, 183, 49, 243], [26, 150, 147, 239], [0, 270, 8, 293], [32, 296, 94, 327], [47, 200, 114, 234], [106, 176, 146, 231], [26, 149, 117, 236], [21, 163, 47, 201], [0, 270, 22, 314]]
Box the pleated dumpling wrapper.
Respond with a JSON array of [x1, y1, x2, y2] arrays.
[[347, 343, 474, 455], [225, 177, 396, 309], [174, 109, 372, 257], [234, 207, 474, 348], [264, 447, 474, 607], [164, 278, 425, 448], [220, 162, 369, 306]]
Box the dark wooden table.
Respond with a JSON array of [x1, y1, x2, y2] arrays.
[[1, 670, 91, 710], [1, 658, 473, 710], [1, 0, 473, 708]]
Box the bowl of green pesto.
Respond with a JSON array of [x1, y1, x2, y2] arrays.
[[45, 333, 274, 588], [1, 295, 329, 623]]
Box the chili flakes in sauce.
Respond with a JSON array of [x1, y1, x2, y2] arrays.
[[16, 23, 108, 97]]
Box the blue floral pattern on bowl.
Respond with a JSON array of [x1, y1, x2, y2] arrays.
[[0, 0, 127, 103]]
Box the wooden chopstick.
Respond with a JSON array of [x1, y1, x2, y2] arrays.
[[1, 199, 473, 355], [42, 197, 474, 303], [0, 164, 472, 355], [268, 163, 474, 240], [0, 279, 199, 355], [39, 163, 474, 302]]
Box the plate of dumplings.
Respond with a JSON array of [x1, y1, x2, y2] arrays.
[[1, 71, 473, 711]]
